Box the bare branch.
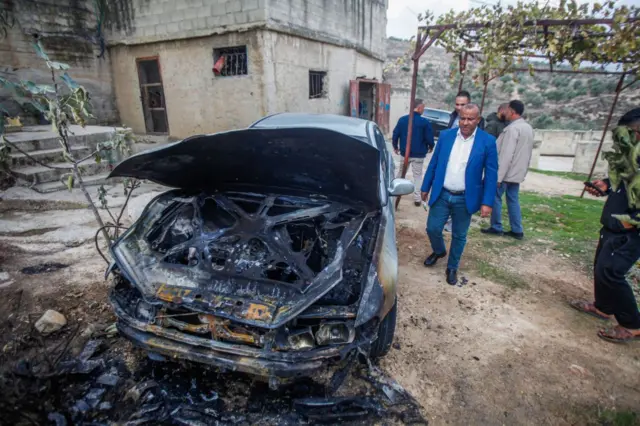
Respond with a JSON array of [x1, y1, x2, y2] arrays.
[[114, 180, 140, 238], [74, 145, 113, 165]]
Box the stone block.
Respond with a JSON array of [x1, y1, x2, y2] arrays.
[[242, 0, 259, 11], [226, 0, 242, 14], [211, 4, 227, 15], [206, 15, 222, 27], [166, 22, 180, 34], [180, 20, 194, 31]]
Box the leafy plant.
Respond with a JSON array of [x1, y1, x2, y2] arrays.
[[0, 39, 137, 246], [419, 1, 639, 82]]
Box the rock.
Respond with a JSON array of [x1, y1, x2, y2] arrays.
[[71, 324, 98, 356], [97, 372, 120, 387], [35, 310, 67, 334]]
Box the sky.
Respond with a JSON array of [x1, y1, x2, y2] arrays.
[[386, 0, 640, 40]]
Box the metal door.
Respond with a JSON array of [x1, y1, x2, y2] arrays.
[[136, 57, 169, 134], [349, 80, 359, 118], [376, 82, 391, 134]]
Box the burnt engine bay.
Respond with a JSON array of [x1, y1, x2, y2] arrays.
[[112, 191, 380, 352]]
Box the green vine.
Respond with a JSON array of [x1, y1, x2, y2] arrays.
[[418, 1, 639, 79]]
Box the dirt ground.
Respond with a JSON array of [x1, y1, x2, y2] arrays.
[[0, 173, 638, 425]]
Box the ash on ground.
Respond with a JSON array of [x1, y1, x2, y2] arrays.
[[0, 332, 427, 425]]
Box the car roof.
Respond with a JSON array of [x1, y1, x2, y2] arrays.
[[424, 108, 450, 114], [250, 113, 372, 140]]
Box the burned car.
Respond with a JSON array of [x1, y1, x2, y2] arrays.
[[107, 113, 413, 384]]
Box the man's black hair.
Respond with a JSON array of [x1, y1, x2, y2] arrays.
[[509, 100, 525, 116], [618, 108, 640, 127], [456, 90, 471, 100]]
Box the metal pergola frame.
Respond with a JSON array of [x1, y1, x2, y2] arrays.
[[396, 17, 639, 207]]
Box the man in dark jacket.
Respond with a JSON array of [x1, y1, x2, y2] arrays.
[[484, 103, 509, 138], [393, 98, 435, 206], [447, 90, 486, 131], [572, 107, 640, 343]]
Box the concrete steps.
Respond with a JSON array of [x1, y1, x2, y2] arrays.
[[5, 125, 123, 193], [10, 146, 92, 167], [32, 172, 118, 193], [13, 159, 111, 184]]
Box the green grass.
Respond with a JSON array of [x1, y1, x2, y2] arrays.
[[478, 191, 603, 264], [597, 409, 639, 426], [530, 168, 589, 182], [475, 259, 529, 289], [518, 192, 602, 258]]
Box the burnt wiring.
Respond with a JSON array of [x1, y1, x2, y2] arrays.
[[94, 224, 128, 265]]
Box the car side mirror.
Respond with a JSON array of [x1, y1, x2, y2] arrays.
[[388, 178, 414, 196]]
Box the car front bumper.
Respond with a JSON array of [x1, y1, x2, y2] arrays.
[[110, 290, 376, 380]]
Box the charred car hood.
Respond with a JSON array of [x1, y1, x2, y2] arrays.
[[109, 127, 381, 209]]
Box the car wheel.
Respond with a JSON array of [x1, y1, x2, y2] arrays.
[[369, 299, 397, 359]]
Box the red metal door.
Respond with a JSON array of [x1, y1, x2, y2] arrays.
[[376, 82, 391, 134], [349, 80, 359, 118]]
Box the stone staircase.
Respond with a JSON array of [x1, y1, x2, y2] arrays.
[[5, 125, 120, 193]]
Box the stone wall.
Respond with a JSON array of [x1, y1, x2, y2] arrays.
[[267, 0, 387, 59], [389, 88, 410, 133], [105, 0, 267, 44], [110, 28, 383, 138], [538, 129, 612, 157], [0, 0, 118, 124], [261, 30, 382, 118], [572, 141, 612, 175], [105, 0, 386, 60], [110, 30, 267, 137]]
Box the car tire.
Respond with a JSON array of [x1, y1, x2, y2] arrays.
[[369, 299, 397, 359]]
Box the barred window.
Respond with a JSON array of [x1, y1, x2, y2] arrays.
[[213, 46, 248, 76], [309, 71, 327, 99]]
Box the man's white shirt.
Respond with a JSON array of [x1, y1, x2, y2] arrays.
[[443, 129, 477, 192]]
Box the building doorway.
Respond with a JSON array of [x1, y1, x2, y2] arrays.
[[349, 79, 391, 134], [136, 57, 169, 134]]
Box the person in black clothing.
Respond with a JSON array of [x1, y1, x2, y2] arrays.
[[447, 90, 486, 131], [484, 103, 509, 138], [571, 107, 640, 343]]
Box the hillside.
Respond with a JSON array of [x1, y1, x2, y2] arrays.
[[383, 37, 640, 130]]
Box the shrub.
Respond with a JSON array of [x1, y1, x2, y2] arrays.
[[545, 89, 565, 102], [524, 92, 544, 108], [532, 114, 554, 129]]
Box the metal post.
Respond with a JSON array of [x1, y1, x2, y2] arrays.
[[580, 73, 626, 197], [394, 31, 423, 210], [394, 29, 444, 209]]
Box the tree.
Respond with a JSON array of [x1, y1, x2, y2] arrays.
[[502, 82, 515, 94], [532, 114, 555, 129], [589, 78, 606, 96], [419, 1, 639, 81], [0, 40, 137, 246], [524, 92, 544, 108], [545, 90, 565, 102]]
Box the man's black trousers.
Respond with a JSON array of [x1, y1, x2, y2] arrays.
[[594, 228, 640, 329]]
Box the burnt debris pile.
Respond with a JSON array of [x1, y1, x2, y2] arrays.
[[0, 338, 427, 425]]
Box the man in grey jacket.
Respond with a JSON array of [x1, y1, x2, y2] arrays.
[[482, 100, 534, 240]]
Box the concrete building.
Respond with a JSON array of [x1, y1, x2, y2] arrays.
[[0, 0, 118, 124], [1, 0, 389, 138], [107, 0, 389, 137]]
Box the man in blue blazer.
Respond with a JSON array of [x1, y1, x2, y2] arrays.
[[420, 104, 498, 285]]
